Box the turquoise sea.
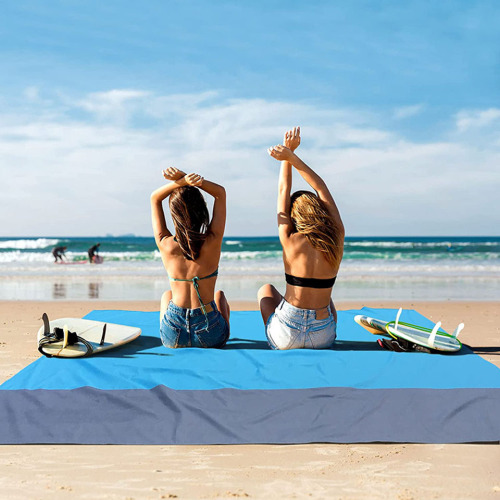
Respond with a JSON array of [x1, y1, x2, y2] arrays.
[[0, 236, 499, 301]]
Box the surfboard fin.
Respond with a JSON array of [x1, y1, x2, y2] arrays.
[[62, 325, 69, 349], [394, 308, 402, 332], [42, 313, 50, 336], [453, 323, 465, 339], [428, 321, 441, 349], [99, 324, 107, 346]]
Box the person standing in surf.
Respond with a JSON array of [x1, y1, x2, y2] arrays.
[[88, 243, 100, 263], [52, 245, 67, 263], [258, 127, 345, 349], [151, 167, 230, 348]]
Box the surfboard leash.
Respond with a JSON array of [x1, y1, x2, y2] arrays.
[[377, 338, 434, 354], [38, 313, 94, 358]]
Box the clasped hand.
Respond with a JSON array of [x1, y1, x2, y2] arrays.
[[267, 126, 300, 162], [267, 144, 294, 162], [163, 167, 203, 187]]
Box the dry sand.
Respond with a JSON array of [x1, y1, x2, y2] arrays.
[[0, 300, 499, 499]]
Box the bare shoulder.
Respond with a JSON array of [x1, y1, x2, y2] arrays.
[[289, 232, 308, 245], [195, 231, 222, 260], [283, 232, 308, 256], [158, 235, 177, 254], [205, 229, 224, 246]]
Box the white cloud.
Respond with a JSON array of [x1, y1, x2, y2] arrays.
[[455, 108, 500, 132], [76, 89, 151, 123], [0, 91, 499, 237], [392, 104, 424, 120]]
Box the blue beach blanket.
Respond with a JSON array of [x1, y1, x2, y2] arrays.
[[1, 307, 499, 444]]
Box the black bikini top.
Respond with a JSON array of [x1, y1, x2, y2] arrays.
[[285, 273, 336, 289]]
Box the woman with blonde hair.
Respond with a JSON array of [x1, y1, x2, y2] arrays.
[[258, 127, 344, 349], [151, 167, 230, 348]]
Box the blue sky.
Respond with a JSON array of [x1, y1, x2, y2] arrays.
[[1, 1, 499, 236]]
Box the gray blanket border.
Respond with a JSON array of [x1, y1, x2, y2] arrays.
[[1, 386, 499, 444]]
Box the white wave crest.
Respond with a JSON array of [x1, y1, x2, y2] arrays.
[[221, 250, 282, 260], [0, 249, 162, 263], [345, 240, 499, 248], [0, 251, 54, 263], [0, 238, 59, 249]]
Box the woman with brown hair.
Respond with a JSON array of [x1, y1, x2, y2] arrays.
[[258, 127, 345, 349], [151, 167, 230, 348]]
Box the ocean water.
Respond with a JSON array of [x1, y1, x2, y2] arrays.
[[0, 236, 499, 301]]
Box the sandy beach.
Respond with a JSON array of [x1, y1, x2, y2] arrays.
[[1, 299, 499, 499]]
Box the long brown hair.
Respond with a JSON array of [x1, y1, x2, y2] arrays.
[[290, 190, 343, 266], [169, 186, 209, 261]]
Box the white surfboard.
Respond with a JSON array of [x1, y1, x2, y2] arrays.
[[37, 315, 141, 358], [354, 308, 463, 352]]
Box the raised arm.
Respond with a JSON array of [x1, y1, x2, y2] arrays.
[[289, 153, 344, 234], [197, 178, 226, 240], [268, 127, 301, 241], [268, 145, 344, 236], [150, 167, 187, 245]]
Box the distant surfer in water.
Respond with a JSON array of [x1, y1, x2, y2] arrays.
[[52, 246, 67, 263], [151, 167, 230, 349], [88, 243, 100, 263], [259, 127, 345, 349]]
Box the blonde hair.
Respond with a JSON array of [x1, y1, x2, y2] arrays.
[[290, 190, 342, 266]]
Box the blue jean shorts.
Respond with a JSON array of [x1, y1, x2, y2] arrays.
[[160, 300, 229, 349], [266, 299, 337, 350]]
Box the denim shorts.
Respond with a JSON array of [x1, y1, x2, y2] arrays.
[[160, 300, 229, 349], [266, 299, 337, 350]]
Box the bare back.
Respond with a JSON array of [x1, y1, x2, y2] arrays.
[[158, 233, 222, 309], [282, 233, 342, 310]]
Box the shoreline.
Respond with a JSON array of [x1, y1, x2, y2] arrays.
[[2, 234, 499, 302], [1, 276, 499, 301]]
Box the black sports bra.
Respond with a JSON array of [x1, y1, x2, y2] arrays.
[[285, 273, 336, 289]]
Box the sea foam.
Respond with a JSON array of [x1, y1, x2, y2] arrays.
[[0, 238, 59, 250]]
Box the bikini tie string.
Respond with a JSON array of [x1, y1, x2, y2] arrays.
[[170, 268, 218, 334], [192, 277, 209, 332]]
